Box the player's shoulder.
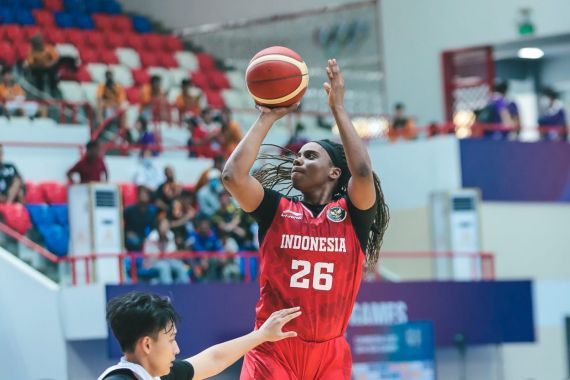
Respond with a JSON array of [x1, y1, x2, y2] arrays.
[[101, 369, 137, 380]]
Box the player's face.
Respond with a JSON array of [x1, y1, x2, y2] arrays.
[[147, 323, 180, 377], [291, 142, 337, 194]]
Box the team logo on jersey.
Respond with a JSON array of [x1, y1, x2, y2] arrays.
[[327, 206, 346, 222], [281, 209, 303, 220]]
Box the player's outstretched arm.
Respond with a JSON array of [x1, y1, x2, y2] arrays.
[[186, 307, 301, 380], [323, 59, 375, 210], [222, 103, 298, 212]]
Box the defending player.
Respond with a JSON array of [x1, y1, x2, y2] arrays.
[[222, 59, 389, 379]]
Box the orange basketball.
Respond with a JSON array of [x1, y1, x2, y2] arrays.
[[245, 46, 309, 108]]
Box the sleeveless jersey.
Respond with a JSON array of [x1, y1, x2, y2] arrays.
[[254, 196, 364, 342]]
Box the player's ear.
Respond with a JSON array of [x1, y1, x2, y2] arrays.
[[139, 336, 152, 354], [329, 167, 341, 180]]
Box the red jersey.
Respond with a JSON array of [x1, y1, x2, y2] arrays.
[[254, 196, 364, 342]]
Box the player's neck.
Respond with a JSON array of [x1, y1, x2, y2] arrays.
[[124, 352, 154, 376], [302, 188, 333, 206]]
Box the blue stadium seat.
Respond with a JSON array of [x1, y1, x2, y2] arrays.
[[63, 0, 85, 13], [23, 0, 43, 9], [76, 13, 94, 29], [26, 204, 56, 228], [15, 9, 35, 25], [39, 225, 69, 256], [84, 0, 103, 14], [101, 0, 122, 15], [1, 0, 21, 8], [132, 15, 151, 33], [50, 205, 69, 226], [54, 11, 74, 28], [0, 7, 15, 24]]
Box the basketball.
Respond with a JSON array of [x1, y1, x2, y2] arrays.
[[245, 46, 309, 108]]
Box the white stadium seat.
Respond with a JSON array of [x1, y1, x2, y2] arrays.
[[59, 81, 85, 103], [174, 51, 198, 71], [55, 43, 80, 59], [86, 63, 109, 84], [169, 68, 190, 88], [226, 70, 246, 89], [147, 67, 172, 91], [109, 64, 134, 87], [80, 82, 99, 107], [115, 48, 141, 69]]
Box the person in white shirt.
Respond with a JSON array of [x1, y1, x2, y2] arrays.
[[133, 148, 165, 192]]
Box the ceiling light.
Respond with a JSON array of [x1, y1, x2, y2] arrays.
[[518, 47, 544, 59]]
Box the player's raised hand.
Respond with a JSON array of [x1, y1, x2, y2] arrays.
[[256, 102, 300, 122], [323, 58, 345, 109], [257, 307, 301, 342]]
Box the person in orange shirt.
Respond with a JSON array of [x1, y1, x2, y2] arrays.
[[175, 78, 201, 121], [219, 107, 243, 158], [25, 33, 59, 96], [0, 70, 43, 118], [387, 102, 417, 142], [139, 75, 167, 122], [96, 70, 126, 123]]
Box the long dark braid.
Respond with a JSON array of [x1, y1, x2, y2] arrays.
[[253, 142, 389, 268]]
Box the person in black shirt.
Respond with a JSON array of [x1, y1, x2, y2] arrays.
[[99, 292, 301, 380], [0, 144, 24, 204]]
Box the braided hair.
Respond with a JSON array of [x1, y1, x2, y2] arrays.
[[253, 140, 389, 268]]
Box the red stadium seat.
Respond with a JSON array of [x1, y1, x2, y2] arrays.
[[208, 70, 230, 90], [126, 86, 141, 103], [92, 14, 113, 31], [125, 33, 144, 51], [14, 43, 30, 61], [39, 181, 68, 204], [100, 49, 119, 65], [2, 25, 24, 43], [104, 31, 126, 49], [131, 68, 150, 86], [76, 65, 91, 82], [204, 90, 225, 109], [0, 43, 17, 67], [66, 29, 87, 49], [33, 9, 56, 28], [84, 30, 105, 49], [196, 52, 216, 71], [158, 53, 178, 68], [22, 25, 41, 40], [0, 203, 32, 235], [190, 71, 209, 89], [43, 0, 64, 12], [164, 35, 183, 52], [139, 52, 159, 67], [24, 182, 46, 204], [44, 28, 66, 44], [119, 183, 137, 206], [79, 47, 98, 64], [144, 33, 163, 50], [111, 15, 133, 32]]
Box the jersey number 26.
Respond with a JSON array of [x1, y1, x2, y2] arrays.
[[290, 260, 334, 291]]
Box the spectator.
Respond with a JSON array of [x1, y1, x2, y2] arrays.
[[199, 107, 220, 133], [154, 165, 182, 211], [143, 217, 190, 284], [67, 140, 108, 184], [187, 217, 223, 282], [96, 70, 126, 124], [168, 190, 197, 249], [25, 33, 59, 96], [219, 107, 243, 158], [135, 116, 157, 147], [388, 103, 416, 142], [195, 155, 225, 191], [0, 144, 24, 204], [0, 70, 42, 118], [139, 75, 167, 122], [175, 78, 202, 120], [197, 168, 224, 217], [478, 81, 517, 139], [124, 186, 157, 252], [133, 148, 165, 192], [187, 116, 220, 158], [538, 87, 568, 141], [212, 191, 247, 247]]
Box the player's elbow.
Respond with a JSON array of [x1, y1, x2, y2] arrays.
[[354, 162, 372, 178]]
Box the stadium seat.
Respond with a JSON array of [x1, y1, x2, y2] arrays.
[[124, 104, 139, 127], [66, 28, 87, 49], [174, 51, 198, 71], [167, 87, 179, 104], [101, 49, 119, 65], [24, 0, 44, 9], [76, 65, 91, 82], [80, 82, 99, 106], [125, 86, 140, 104], [226, 70, 245, 89], [22, 25, 41, 39], [83, 30, 104, 49], [59, 81, 85, 103], [102, 0, 122, 15], [39, 224, 68, 256], [158, 53, 178, 69], [63, 0, 84, 12], [169, 68, 189, 87], [24, 181, 46, 204], [76, 13, 95, 30], [119, 183, 137, 206], [112, 15, 132, 32], [0, 8, 16, 24], [55, 12, 75, 28], [55, 43, 79, 59], [204, 90, 225, 109], [2, 25, 24, 43], [86, 63, 108, 83], [32, 9, 55, 27], [43, 0, 64, 12], [15, 42, 30, 61], [208, 70, 230, 90], [116, 47, 141, 69], [164, 35, 183, 52], [15, 9, 35, 26], [109, 64, 133, 87], [84, 0, 103, 14], [147, 66, 171, 89], [131, 15, 151, 33], [26, 204, 56, 227], [79, 47, 98, 64], [125, 33, 144, 51], [0, 203, 32, 235], [143, 33, 162, 50], [92, 13, 113, 30], [139, 52, 159, 68], [196, 52, 216, 71], [190, 71, 209, 90], [39, 181, 68, 204], [131, 67, 150, 86], [0, 43, 17, 67], [103, 31, 126, 48], [50, 204, 69, 226], [222, 89, 248, 109], [44, 27, 66, 44]]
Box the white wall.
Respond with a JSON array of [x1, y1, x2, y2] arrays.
[[380, 0, 570, 124], [0, 247, 67, 380]]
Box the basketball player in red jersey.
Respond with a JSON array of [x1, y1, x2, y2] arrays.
[[222, 59, 389, 380]]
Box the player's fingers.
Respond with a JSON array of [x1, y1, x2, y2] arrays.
[[282, 331, 298, 338], [280, 311, 302, 324], [323, 82, 331, 93], [325, 67, 333, 80], [279, 306, 301, 314], [256, 105, 272, 113]]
